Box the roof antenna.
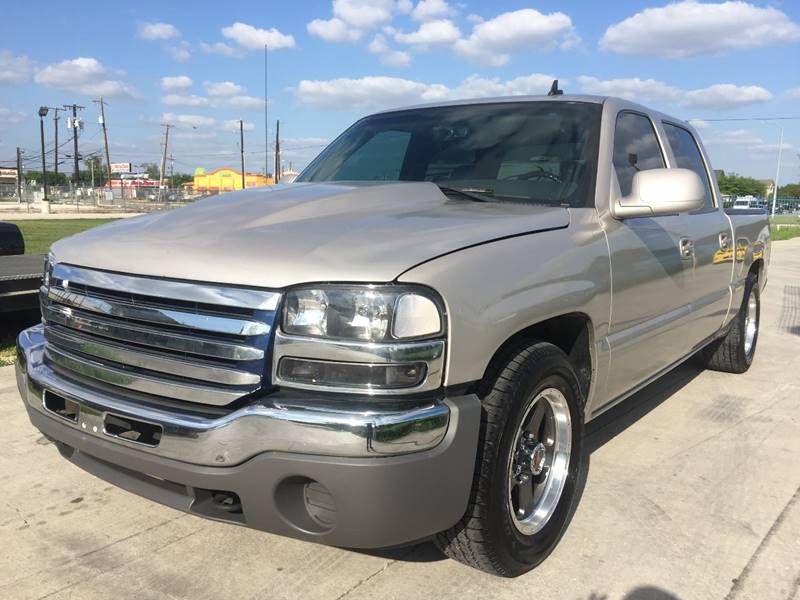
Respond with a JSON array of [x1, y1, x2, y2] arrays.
[[547, 79, 563, 96]]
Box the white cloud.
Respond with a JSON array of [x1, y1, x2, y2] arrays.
[[223, 119, 255, 132], [704, 129, 769, 152], [138, 22, 180, 41], [295, 72, 560, 111], [205, 81, 244, 96], [34, 57, 137, 98], [577, 76, 681, 102], [0, 106, 26, 123], [332, 0, 398, 29], [225, 95, 266, 110], [601, 1, 800, 58], [452, 74, 560, 98], [221, 22, 296, 51], [787, 88, 800, 99], [162, 113, 216, 128], [395, 19, 461, 45], [412, 0, 455, 22], [162, 94, 209, 107], [308, 18, 363, 42], [687, 119, 710, 130], [308, 1, 413, 43], [0, 50, 33, 85], [369, 34, 411, 66], [160, 75, 192, 91], [199, 42, 243, 57], [168, 42, 192, 62], [454, 8, 577, 66], [683, 84, 772, 110]]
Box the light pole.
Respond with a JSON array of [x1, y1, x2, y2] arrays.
[[38, 107, 49, 202], [771, 126, 784, 217]]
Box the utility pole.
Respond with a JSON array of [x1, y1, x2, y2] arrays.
[[45, 107, 62, 188], [771, 126, 784, 218], [264, 44, 274, 181], [274, 119, 280, 184], [63, 103, 84, 185], [15, 147, 22, 203], [38, 107, 49, 201], [93, 98, 112, 186], [240, 119, 246, 189], [158, 123, 173, 201]]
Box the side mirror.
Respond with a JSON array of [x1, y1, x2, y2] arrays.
[[613, 168, 705, 219]]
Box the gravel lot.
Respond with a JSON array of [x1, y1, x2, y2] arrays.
[[1, 239, 799, 600]]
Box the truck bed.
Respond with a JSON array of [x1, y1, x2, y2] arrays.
[[0, 254, 43, 313]]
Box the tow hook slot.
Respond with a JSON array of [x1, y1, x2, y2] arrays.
[[103, 413, 163, 447], [43, 390, 79, 422]]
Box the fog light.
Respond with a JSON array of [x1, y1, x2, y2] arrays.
[[278, 357, 427, 390]]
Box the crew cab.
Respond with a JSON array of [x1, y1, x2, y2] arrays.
[[16, 94, 770, 576]]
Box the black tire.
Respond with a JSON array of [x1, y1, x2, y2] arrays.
[[700, 272, 760, 374], [434, 342, 587, 577]]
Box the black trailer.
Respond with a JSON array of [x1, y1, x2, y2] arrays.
[[0, 222, 42, 313]]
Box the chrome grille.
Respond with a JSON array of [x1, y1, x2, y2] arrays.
[[41, 263, 280, 406]]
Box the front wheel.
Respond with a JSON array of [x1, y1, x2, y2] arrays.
[[435, 342, 587, 577]]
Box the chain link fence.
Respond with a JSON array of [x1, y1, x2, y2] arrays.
[[0, 184, 216, 215]]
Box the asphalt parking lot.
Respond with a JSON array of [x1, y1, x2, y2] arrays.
[[1, 239, 799, 600]]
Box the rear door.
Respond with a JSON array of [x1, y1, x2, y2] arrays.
[[604, 111, 694, 401], [661, 121, 733, 340]]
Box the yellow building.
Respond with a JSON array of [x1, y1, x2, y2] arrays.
[[191, 168, 273, 193]]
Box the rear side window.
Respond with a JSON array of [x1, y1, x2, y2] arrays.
[[662, 123, 714, 210], [613, 112, 665, 196]]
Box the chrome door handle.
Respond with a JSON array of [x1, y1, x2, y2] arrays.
[[719, 232, 731, 250], [679, 237, 694, 259]]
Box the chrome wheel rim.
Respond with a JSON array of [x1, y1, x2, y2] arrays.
[[744, 293, 758, 356], [507, 388, 572, 536]]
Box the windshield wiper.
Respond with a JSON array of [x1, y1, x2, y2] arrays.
[[436, 185, 497, 203]]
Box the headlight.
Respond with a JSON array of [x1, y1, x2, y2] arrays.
[[277, 284, 446, 394], [283, 285, 443, 342]]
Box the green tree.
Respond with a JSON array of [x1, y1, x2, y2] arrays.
[[778, 183, 800, 197], [171, 173, 193, 186], [142, 163, 160, 180], [83, 155, 107, 186], [717, 173, 768, 198]]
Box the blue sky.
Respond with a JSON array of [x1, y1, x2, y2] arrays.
[[1, 0, 799, 180]]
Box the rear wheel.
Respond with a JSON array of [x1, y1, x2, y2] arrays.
[[435, 342, 586, 577], [700, 272, 760, 373]]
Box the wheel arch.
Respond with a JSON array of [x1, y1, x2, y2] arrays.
[[479, 313, 594, 405]]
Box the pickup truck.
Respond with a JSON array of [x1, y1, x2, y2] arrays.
[[16, 94, 770, 577]]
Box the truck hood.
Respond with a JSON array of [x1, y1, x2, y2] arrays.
[[52, 182, 569, 288]]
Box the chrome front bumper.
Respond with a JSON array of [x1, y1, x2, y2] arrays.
[[16, 325, 452, 465]]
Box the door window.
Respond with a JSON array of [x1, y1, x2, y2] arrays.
[[663, 123, 714, 210], [613, 112, 665, 196]]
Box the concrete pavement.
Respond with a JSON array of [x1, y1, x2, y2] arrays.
[[1, 239, 799, 600]]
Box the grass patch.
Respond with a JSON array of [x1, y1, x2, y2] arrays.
[[12, 219, 118, 254], [0, 337, 15, 367], [772, 226, 800, 241], [770, 215, 800, 225]]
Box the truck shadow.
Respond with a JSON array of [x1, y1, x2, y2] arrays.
[[358, 359, 705, 566], [585, 360, 704, 453]]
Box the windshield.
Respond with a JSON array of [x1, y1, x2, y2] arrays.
[[297, 101, 602, 207]]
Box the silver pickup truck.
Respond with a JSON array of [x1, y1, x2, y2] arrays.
[[16, 94, 770, 577]]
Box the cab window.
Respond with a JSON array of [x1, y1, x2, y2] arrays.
[[662, 122, 714, 210]]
